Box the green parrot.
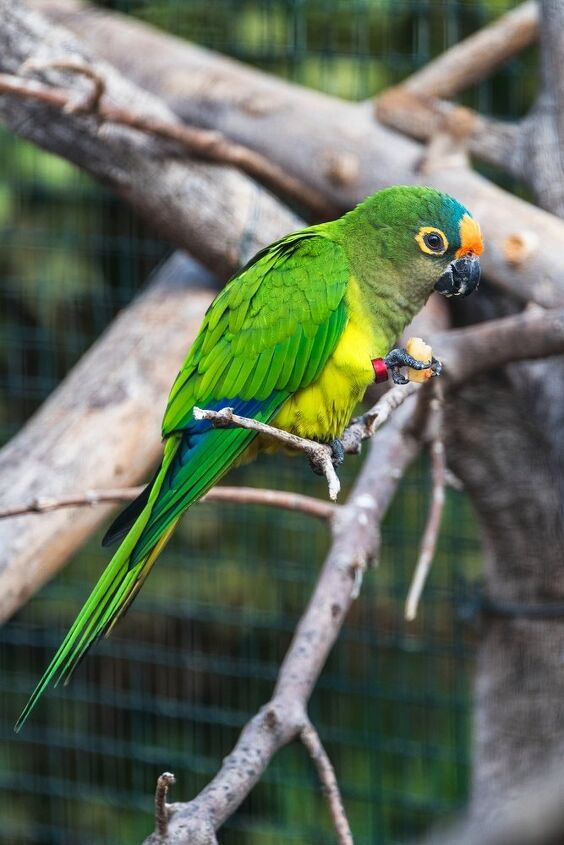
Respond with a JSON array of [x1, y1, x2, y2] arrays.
[[16, 185, 483, 729]]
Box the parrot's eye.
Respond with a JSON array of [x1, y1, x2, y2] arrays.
[[416, 227, 448, 256], [424, 232, 443, 251]]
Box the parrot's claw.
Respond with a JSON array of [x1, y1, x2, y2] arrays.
[[384, 347, 442, 384], [309, 438, 345, 476], [430, 356, 443, 377], [329, 438, 345, 467], [388, 367, 409, 385]]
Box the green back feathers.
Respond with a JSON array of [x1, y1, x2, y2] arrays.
[[162, 230, 349, 434]]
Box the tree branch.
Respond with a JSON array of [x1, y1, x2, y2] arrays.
[[0, 485, 337, 522], [30, 0, 564, 308], [2, 62, 331, 218], [405, 387, 446, 621], [0, 0, 302, 278], [392, 1, 538, 101], [193, 407, 343, 501], [374, 1, 536, 175], [194, 382, 420, 502], [376, 89, 524, 176], [143, 390, 422, 845], [154, 773, 176, 841], [436, 304, 564, 389], [300, 721, 353, 845]]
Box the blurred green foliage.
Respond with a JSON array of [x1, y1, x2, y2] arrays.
[[0, 1, 533, 844]]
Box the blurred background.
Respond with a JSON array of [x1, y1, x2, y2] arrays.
[[0, 2, 536, 843]]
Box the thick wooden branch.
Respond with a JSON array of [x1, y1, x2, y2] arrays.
[[375, 2, 536, 175], [0, 65, 331, 218], [392, 1, 538, 101], [376, 89, 523, 177], [435, 305, 564, 389], [538, 0, 564, 143], [29, 0, 564, 308], [0, 0, 301, 278]]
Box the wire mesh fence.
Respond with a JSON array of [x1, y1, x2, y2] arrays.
[[0, 1, 534, 843]]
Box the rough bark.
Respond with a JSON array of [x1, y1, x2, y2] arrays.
[[517, 1, 564, 217], [0, 0, 300, 278], [436, 0, 564, 821], [445, 350, 564, 819], [27, 0, 564, 308]]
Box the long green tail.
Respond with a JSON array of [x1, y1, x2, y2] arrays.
[[14, 435, 220, 729], [16, 393, 285, 731], [14, 456, 180, 731]]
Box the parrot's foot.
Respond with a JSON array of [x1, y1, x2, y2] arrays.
[[309, 438, 345, 476], [384, 347, 442, 385]]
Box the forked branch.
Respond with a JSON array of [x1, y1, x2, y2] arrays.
[[143, 391, 423, 845]]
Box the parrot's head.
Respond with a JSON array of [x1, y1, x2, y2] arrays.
[[356, 186, 483, 300]]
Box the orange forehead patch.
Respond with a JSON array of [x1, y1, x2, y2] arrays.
[[456, 214, 484, 258]]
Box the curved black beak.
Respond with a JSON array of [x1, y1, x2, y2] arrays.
[[434, 255, 481, 298]]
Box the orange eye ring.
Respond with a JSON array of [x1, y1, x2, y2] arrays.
[[416, 226, 448, 256]]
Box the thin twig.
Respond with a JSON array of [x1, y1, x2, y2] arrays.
[[154, 772, 175, 840], [0, 383, 421, 522], [4, 64, 332, 218], [405, 387, 446, 621], [342, 381, 420, 452], [301, 720, 354, 845], [0, 485, 337, 522], [194, 383, 421, 501], [20, 59, 105, 112], [194, 406, 342, 501]]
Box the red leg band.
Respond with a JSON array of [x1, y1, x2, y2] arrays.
[[372, 358, 389, 383]]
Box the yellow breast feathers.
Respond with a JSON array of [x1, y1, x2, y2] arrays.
[[272, 279, 385, 441]]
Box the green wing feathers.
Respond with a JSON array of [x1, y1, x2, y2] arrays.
[[162, 231, 349, 433], [16, 229, 350, 729]]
